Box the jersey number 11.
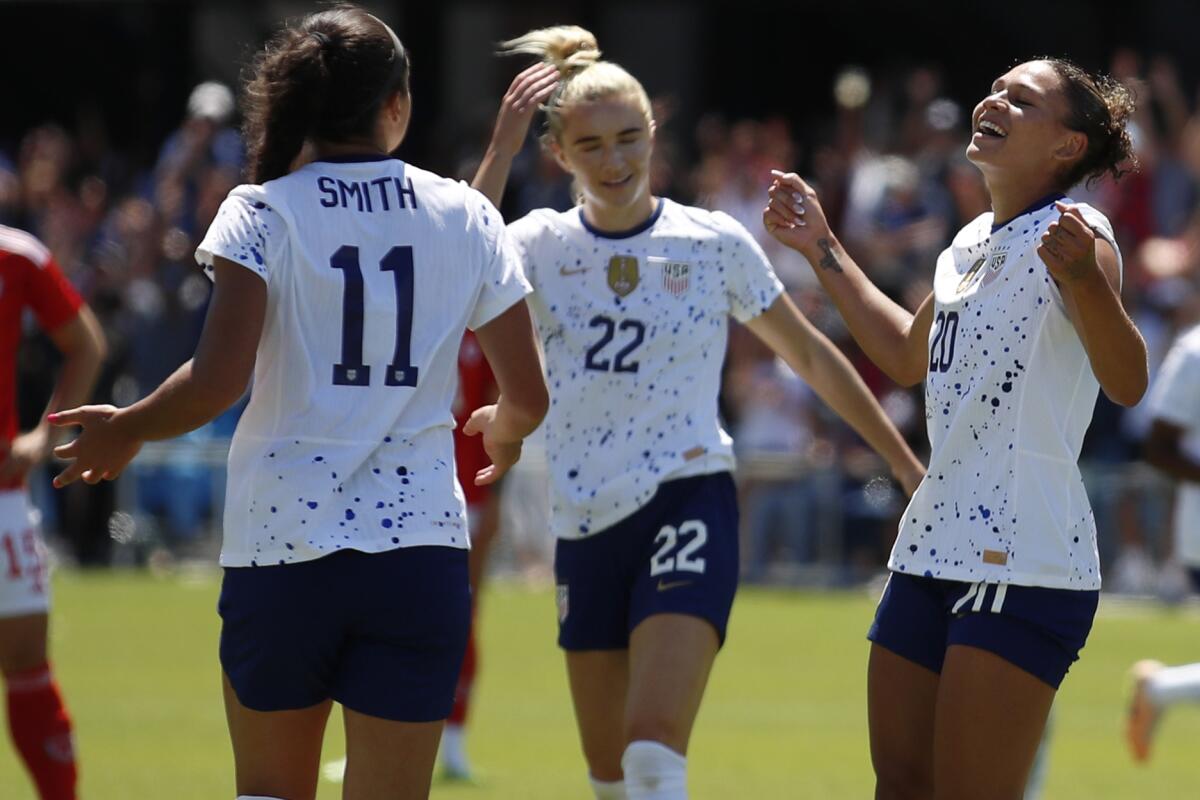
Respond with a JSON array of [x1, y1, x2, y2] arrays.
[[330, 244, 418, 388]]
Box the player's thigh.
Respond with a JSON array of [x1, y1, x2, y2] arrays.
[[566, 649, 629, 781], [341, 706, 443, 800], [867, 643, 939, 799], [625, 612, 719, 754], [222, 672, 332, 800], [933, 644, 1054, 800], [0, 612, 49, 675]]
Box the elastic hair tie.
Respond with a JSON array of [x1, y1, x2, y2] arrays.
[[309, 30, 331, 46]]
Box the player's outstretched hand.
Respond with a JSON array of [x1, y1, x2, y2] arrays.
[[47, 405, 142, 488], [463, 404, 523, 486], [763, 170, 831, 252], [488, 63, 559, 159], [1038, 201, 1102, 286]]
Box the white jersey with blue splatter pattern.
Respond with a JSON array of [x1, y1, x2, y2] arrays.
[[195, 157, 530, 567], [507, 199, 784, 540], [1147, 324, 1200, 567], [891, 197, 1119, 590]]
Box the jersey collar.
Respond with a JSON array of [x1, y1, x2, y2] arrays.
[[990, 192, 1065, 234], [310, 153, 397, 164], [579, 198, 665, 240]]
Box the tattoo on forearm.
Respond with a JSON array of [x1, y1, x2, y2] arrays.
[[817, 238, 843, 273]]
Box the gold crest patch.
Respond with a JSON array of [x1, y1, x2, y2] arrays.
[[607, 255, 639, 297]]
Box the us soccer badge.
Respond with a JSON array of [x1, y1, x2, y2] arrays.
[[607, 255, 639, 297], [650, 257, 690, 297]]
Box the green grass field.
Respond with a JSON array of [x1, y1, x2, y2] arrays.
[[1, 571, 1198, 798]]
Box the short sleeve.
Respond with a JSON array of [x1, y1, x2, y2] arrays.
[[1149, 332, 1200, 429], [465, 190, 532, 331], [24, 251, 83, 332], [195, 189, 282, 283], [714, 211, 785, 323], [1077, 203, 1123, 289]]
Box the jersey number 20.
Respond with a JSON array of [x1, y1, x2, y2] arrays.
[[929, 310, 959, 374], [330, 244, 418, 387]]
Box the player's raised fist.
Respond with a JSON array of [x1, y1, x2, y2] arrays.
[[1037, 200, 1101, 285]]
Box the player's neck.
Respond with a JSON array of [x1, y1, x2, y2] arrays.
[[312, 137, 391, 162], [580, 192, 657, 235], [987, 175, 1063, 228]]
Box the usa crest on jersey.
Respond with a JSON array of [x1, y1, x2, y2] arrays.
[[654, 257, 691, 297]]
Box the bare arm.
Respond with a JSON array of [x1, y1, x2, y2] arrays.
[[763, 171, 933, 386], [744, 293, 925, 495], [465, 299, 549, 485], [1042, 203, 1148, 407], [0, 306, 107, 481], [1144, 419, 1200, 484], [471, 63, 558, 208], [50, 258, 266, 486]]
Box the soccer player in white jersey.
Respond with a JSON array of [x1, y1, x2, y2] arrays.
[[473, 27, 925, 800], [765, 59, 1148, 799], [1125, 324, 1200, 762], [48, 6, 547, 799]]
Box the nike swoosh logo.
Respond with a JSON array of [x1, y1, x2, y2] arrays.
[[559, 265, 589, 276], [657, 579, 692, 591]]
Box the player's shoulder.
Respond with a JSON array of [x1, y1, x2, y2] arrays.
[[1173, 323, 1200, 355], [0, 224, 51, 268], [506, 206, 578, 246], [664, 201, 749, 241], [1061, 197, 1115, 238], [951, 212, 993, 248]]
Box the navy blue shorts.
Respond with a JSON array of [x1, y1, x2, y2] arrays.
[[219, 545, 470, 722], [867, 571, 1098, 689], [555, 472, 739, 650]]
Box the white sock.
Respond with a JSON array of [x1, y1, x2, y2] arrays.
[[590, 775, 628, 799], [621, 740, 687, 799], [1147, 663, 1200, 707], [439, 723, 470, 773]]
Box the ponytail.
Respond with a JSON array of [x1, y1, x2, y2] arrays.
[[241, 4, 411, 184]]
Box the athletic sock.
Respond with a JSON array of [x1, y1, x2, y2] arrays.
[[621, 740, 687, 800], [590, 775, 628, 799], [1147, 662, 1200, 707], [440, 723, 471, 775], [6, 662, 77, 800]]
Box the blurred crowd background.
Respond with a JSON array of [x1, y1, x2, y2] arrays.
[[7, 0, 1200, 592]]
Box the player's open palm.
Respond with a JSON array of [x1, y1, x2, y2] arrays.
[[463, 404, 522, 486], [1038, 201, 1101, 285], [763, 170, 831, 253], [47, 405, 142, 487], [489, 63, 559, 159]]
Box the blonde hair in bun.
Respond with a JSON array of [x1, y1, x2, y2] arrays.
[[499, 25, 654, 145]]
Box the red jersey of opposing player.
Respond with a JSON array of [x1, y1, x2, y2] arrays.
[[0, 226, 83, 490], [453, 331, 497, 508]]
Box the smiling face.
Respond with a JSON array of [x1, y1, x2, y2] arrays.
[[552, 94, 655, 213], [966, 60, 1087, 188]]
